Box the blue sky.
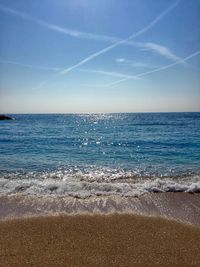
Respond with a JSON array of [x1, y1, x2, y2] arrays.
[[0, 0, 199, 113]]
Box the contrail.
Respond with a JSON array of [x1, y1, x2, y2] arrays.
[[0, 60, 61, 72], [34, 0, 178, 89], [59, 0, 179, 75], [0, 3, 182, 64], [0, 2, 179, 89], [0, 4, 81, 38], [0, 3, 179, 54], [79, 69, 140, 80], [105, 50, 200, 87]]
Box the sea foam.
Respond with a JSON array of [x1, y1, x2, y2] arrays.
[[1, 168, 200, 198]]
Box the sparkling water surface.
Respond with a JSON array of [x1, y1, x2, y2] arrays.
[[0, 113, 200, 196]]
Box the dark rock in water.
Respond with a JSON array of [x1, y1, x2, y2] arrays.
[[0, 115, 14, 120]]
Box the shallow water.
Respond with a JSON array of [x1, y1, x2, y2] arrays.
[[1, 193, 200, 226], [0, 113, 200, 197]]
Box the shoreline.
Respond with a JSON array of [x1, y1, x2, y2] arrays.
[[1, 192, 200, 226], [1, 192, 200, 266], [1, 213, 200, 266]]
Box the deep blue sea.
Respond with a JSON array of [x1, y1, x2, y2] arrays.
[[0, 113, 200, 197]]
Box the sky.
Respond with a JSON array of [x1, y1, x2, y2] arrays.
[[0, 0, 200, 113]]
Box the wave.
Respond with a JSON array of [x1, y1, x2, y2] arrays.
[[0, 168, 200, 197]]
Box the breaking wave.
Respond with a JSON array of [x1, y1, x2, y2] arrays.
[[0, 167, 200, 198]]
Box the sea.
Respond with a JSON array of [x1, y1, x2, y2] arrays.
[[0, 112, 200, 198]]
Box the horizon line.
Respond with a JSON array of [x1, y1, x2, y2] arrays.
[[2, 111, 200, 115]]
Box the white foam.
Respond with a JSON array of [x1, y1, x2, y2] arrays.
[[0, 173, 200, 197]]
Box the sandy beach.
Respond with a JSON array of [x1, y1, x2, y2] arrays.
[[0, 0, 200, 263], [0, 193, 200, 266], [0, 213, 200, 267]]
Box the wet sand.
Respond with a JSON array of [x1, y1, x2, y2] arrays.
[[1, 193, 200, 225], [0, 214, 200, 267], [1, 193, 200, 266]]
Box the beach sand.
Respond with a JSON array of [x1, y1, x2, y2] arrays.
[[1, 193, 200, 225], [0, 214, 200, 267]]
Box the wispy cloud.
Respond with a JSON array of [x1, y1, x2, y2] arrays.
[[106, 50, 200, 87], [0, 60, 61, 72], [0, 4, 82, 38], [0, 2, 180, 89], [58, 1, 180, 75], [116, 40, 185, 66], [0, 3, 182, 64], [32, 81, 49, 91], [80, 69, 140, 80], [82, 44, 187, 82], [0, 3, 179, 45], [30, 1, 179, 90], [0, 3, 129, 43], [115, 58, 158, 69], [142, 43, 185, 63]]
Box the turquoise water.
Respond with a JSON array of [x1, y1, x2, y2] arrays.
[[0, 113, 200, 196]]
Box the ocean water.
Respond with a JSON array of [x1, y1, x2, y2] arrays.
[[0, 113, 200, 197]]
